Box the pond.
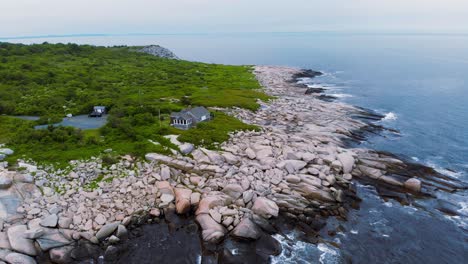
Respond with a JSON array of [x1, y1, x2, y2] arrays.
[[13, 115, 108, 130]]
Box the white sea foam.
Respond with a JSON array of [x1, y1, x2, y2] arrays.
[[426, 161, 462, 178], [458, 201, 468, 215], [329, 93, 353, 98], [383, 112, 398, 121], [350, 229, 359, 234], [271, 233, 312, 264], [411, 157, 420, 162], [318, 243, 340, 264]]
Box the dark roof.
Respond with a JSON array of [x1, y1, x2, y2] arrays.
[[170, 112, 192, 120], [171, 106, 209, 120], [188, 106, 210, 119]]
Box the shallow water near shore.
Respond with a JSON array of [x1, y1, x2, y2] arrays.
[[7, 33, 468, 263]]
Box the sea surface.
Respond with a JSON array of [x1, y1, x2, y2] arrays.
[[5, 33, 468, 263]]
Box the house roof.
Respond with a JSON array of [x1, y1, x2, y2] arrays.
[[170, 111, 193, 120], [188, 106, 210, 119], [171, 106, 209, 120]]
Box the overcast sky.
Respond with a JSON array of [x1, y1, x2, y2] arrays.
[[2, 0, 468, 37]]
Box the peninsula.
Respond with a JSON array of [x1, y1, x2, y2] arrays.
[[0, 43, 465, 263]]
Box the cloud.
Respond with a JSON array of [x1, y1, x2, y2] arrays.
[[1, 0, 467, 37]]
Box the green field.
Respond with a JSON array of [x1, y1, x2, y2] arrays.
[[0, 42, 266, 165]]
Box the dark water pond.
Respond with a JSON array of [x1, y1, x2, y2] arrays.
[[13, 115, 108, 130]]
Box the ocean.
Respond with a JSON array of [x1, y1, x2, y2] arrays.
[[5, 33, 468, 263]]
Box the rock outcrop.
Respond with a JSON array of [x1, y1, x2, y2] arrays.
[[139, 45, 179, 59]]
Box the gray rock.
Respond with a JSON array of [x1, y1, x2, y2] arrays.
[[58, 217, 72, 229], [160, 165, 171, 181], [139, 45, 179, 59], [0, 248, 11, 260], [160, 193, 175, 204], [0, 154, 5, 161], [242, 190, 254, 203], [196, 214, 226, 243], [28, 208, 41, 215], [40, 214, 58, 227], [245, 148, 256, 159], [251, 197, 279, 219], [0, 149, 13, 156], [96, 222, 120, 241], [13, 173, 34, 183], [36, 229, 72, 251], [5, 252, 37, 264], [0, 232, 11, 250], [337, 152, 355, 173], [285, 175, 301, 183], [108, 235, 120, 244], [7, 225, 37, 256], [116, 225, 128, 239], [0, 176, 12, 189], [404, 178, 422, 192], [94, 214, 107, 225], [231, 218, 261, 240], [179, 143, 194, 155], [209, 209, 222, 223], [222, 184, 244, 199]]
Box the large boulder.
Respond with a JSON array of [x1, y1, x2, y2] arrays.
[[222, 184, 244, 200], [0, 149, 13, 156], [293, 183, 336, 202], [278, 160, 307, 173], [139, 45, 179, 59], [40, 214, 58, 228], [231, 217, 261, 240], [174, 188, 192, 214], [179, 143, 194, 155], [245, 148, 256, 159], [404, 178, 422, 192], [358, 165, 383, 179], [96, 222, 120, 241], [196, 194, 231, 215], [0, 232, 11, 250], [7, 225, 37, 256], [251, 197, 279, 219], [222, 152, 240, 165], [36, 229, 72, 251], [196, 214, 226, 243], [337, 152, 355, 174], [201, 148, 225, 165], [5, 252, 37, 264], [191, 149, 211, 164], [0, 176, 12, 189], [160, 165, 171, 181]]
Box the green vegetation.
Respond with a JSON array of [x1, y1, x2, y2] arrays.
[[0, 42, 267, 165]]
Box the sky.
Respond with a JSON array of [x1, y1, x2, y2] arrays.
[[1, 0, 468, 37]]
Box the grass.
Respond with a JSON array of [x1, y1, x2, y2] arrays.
[[0, 43, 267, 165]]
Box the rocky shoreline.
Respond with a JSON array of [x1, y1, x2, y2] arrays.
[[0, 66, 465, 263]]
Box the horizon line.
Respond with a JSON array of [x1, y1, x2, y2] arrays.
[[2, 31, 468, 40]]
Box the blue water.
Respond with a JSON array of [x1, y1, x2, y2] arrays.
[[8, 33, 467, 175], [6, 33, 468, 263]]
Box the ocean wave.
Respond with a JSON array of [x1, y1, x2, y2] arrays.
[[426, 161, 462, 178], [318, 243, 340, 264], [328, 93, 353, 98], [382, 112, 398, 121]]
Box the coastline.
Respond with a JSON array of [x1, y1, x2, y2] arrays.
[[0, 65, 465, 263]]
